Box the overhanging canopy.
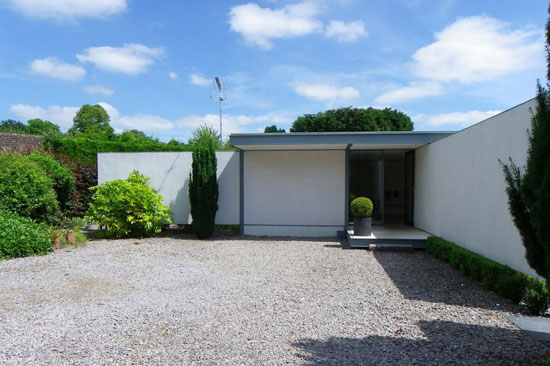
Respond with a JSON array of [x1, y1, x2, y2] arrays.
[[229, 131, 454, 151]]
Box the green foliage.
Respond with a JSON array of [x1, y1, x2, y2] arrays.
[[0, 210, 51, 259], [426, 236, 549, 315], [44, 135, 191, 164], [27, 119, 61, 136], [189, 146, 219, 239], [0, 153, 59, 223], [264, 125, 286, 133], [86, 171, 172, 238], [27, 152, 74, 209], [188, 124, 221, 150], [500, 7, 550, 285], [350, 197, 373, 218], [523, 278, 550, 315], [0, 119, 28, 134], [290, 107, 413, 132], [68, 104, 115, 139]]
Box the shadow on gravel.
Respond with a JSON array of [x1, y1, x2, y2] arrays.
[[292, 320, 550, 365], [373, 251, 523, 311]]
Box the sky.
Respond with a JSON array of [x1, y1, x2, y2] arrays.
[[0, 0, 547, 142]]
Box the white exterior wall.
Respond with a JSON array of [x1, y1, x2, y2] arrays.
[[98, 152, 239, 225], [243, 150, 345, 237], [414, 99, 536, 276]]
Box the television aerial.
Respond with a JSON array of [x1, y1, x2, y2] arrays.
[[211, 77, 225, 143]]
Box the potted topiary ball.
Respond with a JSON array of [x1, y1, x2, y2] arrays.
[[350, 197, 373, 236]]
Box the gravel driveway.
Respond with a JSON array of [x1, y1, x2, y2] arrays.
[[0, 236, 548, 365]]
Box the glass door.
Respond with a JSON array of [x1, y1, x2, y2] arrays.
[[349, 150, 384, 225]]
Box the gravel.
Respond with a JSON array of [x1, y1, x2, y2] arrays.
[[0, 236, 548, 365]]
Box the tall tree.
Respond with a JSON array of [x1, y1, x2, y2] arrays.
[[501, 4, 550, 285], [27, 119, 61, 136], [68, 104, 115, 139], [0, 119, 28, 134], [290, 107, 413, 132]]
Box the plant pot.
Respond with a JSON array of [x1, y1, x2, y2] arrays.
[[354, 217, 372, 236], [53, 236, 61, 250], [66, 232, 76, 244]]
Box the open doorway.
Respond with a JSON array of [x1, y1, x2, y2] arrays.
[[349, 150, 414, 226]]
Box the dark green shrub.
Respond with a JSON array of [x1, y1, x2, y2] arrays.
[[426, 236, 548, 315], [523, 278, 550, 315], [0, 153, 59, 223], [0, 210, 51, 259], [189, 146, 219, 239], [27, 152, 74, 209], [86, 171, 172, 238], [350, 197, 373, 218]]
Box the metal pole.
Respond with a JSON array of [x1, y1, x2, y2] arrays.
[[219, 97, 223, 145]]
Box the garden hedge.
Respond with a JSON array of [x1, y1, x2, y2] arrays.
[[426, 236, 549, 315], [0, 210, 51, 259]]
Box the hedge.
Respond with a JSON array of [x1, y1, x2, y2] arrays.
[[426, 236, 549, 315], [0, 210, 52, 259]]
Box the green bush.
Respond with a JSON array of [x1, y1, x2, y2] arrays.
[[189, 146, 219, 239], [0, 153, 59, 223], [0, 210, 51, 259], [27, 152, 74, 209], [350, 197, 373, 218], [426, 236, 548, 315], [523, 278, 550, 315], [86, 171, 172, 238]]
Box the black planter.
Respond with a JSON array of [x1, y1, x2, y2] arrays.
[[354, 217, 372, 236]]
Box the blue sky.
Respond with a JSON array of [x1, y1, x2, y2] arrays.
[[0, 0, 547, 142]]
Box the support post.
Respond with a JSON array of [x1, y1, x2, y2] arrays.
[[239, 149, 244, 236]]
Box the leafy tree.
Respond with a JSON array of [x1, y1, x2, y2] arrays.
[[117, 129, 157, 144], [0, 119, 28, 134], [189, 143, 219, 239], [501, 5, 550, 286], [27, 119, 61, 136], [264, 125, 286, 133], [188, 124, 221, 150], [290, 107, 413, 132], [68, 104, 115, 139]]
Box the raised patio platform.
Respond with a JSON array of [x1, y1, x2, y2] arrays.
[[346, 225, 430, 249]]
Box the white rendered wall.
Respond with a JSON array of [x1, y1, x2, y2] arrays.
[[243, 150, 345, 237], [414, 99, 537, 276], [97, 152, 239, 225]]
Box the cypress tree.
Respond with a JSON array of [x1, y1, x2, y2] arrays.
[[501, 4, 550, 285], [189, 145, 219, 239]]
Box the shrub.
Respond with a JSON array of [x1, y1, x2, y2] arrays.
[[426, 236, 548, 315], [523, 279, 550, 315], [350, 197, 373, 218], [27, 152, 74, 209], [0, 153, 59, 223], [86, 171, 172, 238], [0, 210, 51, 259], [189, 146, 219, 239], [51, 153, 97, 217]]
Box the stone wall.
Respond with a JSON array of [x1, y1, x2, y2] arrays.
[[0, 133, 43, 153]]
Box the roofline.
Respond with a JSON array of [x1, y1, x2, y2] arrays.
[[229, 130, 454, 148]]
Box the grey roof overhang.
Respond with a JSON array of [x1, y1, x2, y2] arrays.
[[230, 131, 454, 150]]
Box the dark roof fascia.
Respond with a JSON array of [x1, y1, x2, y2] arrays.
[[229, 131, 455, 147]]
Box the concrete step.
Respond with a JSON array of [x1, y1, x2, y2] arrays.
[[368, 244, 414, 252]]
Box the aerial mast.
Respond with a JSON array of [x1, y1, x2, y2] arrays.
[[213, 77, 224, 144]]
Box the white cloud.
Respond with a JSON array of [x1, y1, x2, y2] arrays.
[[95, 102, 174, 130], [29, 57, 86, 81], [76, 44, 164, 75], [325, 20, 367, 43], [6, 0, 127, 21], [84, 85, 114, 95], [413, 110, 501, 128], [375, 82, 443, 104], [291, 81, 359, 105], [229, 1, 322, 49], [413, 16, 541, 83], [9, 104, 79, 128], [168, 71, 178, 80], [189, 73, 211, 86]]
